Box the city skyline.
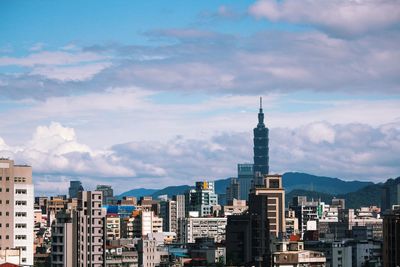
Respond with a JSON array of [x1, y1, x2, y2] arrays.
[[1, 1, 400, 195]]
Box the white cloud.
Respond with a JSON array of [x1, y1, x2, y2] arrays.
[[249, 0, 400, 36], [30, 62, 112, 81], [0, 51, 107, 67], [1, 119, 400, 195]]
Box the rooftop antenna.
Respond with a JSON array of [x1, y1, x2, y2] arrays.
[[260, 96, 263, 110]]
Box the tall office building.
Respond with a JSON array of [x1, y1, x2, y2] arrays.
[[251, 174, 285, 237], [74, 191, 106, 266], [186, 181, 218, 217], [96, 185, 114, 205], [0, 159, 34, 266], [253, 97, 269, 184], [237, 163, 254, 201], [226, 194, 270, 266], [383, 205, 400, 266], [68, 181, 83, 199]]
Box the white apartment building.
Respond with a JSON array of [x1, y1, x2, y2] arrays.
[[178, 217, 227, 243], [0, 159, 34, 266]]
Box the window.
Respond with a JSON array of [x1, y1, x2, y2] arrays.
[[15, 235, 27, 240], [15, 212, 27, 217], [15, 200, 27, 205], [6, 188, 9, 192], [15, 189, 27, 194], [15, 223, 26, 228], [6, 177, 9, 181]]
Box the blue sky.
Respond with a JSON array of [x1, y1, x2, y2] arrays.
[[1, 0, 400, 195]]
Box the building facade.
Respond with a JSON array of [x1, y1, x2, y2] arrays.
[[178, 217, 227, 243], [251, 174, 285, 237]]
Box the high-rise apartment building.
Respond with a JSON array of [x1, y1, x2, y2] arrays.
[[186, 181, 218, 217], [237, 163, 253, 201], [51, 211, 74, 267], [172, 195, 185, 221], [0, 159, 34, 266], [251, 174, 285, 237], [74, 191, 106, 266], [68, 181, 83, 199], [160, 199, 178, 233], [253, 97, 269, 182]]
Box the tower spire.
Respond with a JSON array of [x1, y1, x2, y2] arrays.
[[258, 97, 264, 125]]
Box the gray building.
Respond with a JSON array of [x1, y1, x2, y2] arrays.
[[51, 211, 74, 267]]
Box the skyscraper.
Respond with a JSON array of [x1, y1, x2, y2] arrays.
[[237, 163, 253, 201], [0, 159, 34, 266], [68, 181, 83, 199], [253, 97, 269, 184]]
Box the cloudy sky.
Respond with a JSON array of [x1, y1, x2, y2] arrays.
[[1, 1, 400, 196]]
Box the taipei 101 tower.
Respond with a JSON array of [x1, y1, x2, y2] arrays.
[[253, 97, 269, 184]]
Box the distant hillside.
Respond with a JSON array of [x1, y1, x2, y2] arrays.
[[118, 173, 385, 204], [285, 177, 400, 209], [118, 188, 158, 199], [283, 172, 373, 195], [286, 189, 333, 206], [152, 185, 192, 199]]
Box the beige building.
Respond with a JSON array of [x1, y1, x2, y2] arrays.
[[0, 159, 34, 266], [223, 199, 248, 216], [273, 241, 326, 267], [251, 174, 285, 237]]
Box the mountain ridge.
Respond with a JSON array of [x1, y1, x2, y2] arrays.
[[118, 172, 374, 199]]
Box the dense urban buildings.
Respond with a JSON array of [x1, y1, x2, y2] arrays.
[[0, 159, 34, 266]]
